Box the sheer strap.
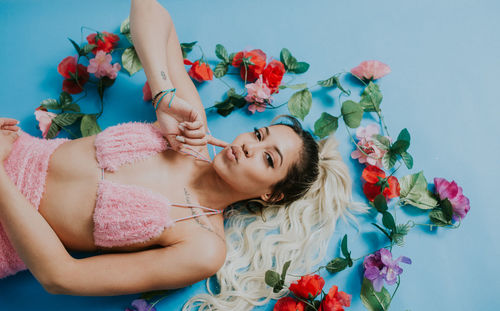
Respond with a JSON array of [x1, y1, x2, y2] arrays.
[[170, 203, 223, 223]]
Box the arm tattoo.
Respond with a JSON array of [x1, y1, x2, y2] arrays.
[[161, 70, 167, 80], [184, 188, 226, 245]]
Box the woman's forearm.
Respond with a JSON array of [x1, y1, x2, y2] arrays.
[[0, 166, 72, 291], [130, 0, 175, 100]]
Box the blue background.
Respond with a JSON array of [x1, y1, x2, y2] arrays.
[[0, 0, 498, 310]]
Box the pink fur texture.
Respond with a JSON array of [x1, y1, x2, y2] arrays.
[[0, 130, 69, 279]]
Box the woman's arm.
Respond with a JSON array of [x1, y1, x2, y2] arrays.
[[0, 165, 72, 291]]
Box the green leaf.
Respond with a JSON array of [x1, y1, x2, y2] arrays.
[[284, 83, 308, 90], [68, 38, 82, 56], [46, 121, 61, 139], [325, 257, 348, 273], [273, 281, 284, 293], [382, 212, 396, 232], [62, 103, 81, 112], [372, 134, 390, 150], [373, 194, 388, 213], [392, 223, 411, 246], [287, 89, 312, 121], [314, 112, 338, 139], [292, 62, 309, 74], [140, 289, 174, 301], [52, 112, 82, 127], [82, 44, 97, 55], [390, 140, 410, 154], [360, 278, 392, 311], [40, 98, 60, 110], [228, 52, 237, 63], [120, 17, 133, 44], [281, 260, 291, 281], [180, 41, 197, 58], [214, 61, 229, 78], [360, 82, 383, 112], [441, 198, 453, 222], [400, 151, 413, 169], [340, 235, 349, 258], [59, 91, 72, 108], [80, 114, 101, 137], [215, 44, 229, 62], [264, 270, 281, 287], [397, 128, 410, 142], [317, 75, 350, 95], [280, 48, 298, 71], [429, 208, 452, 226], [382, 151, 397, 170], [122, 47, 143, 76], [341, 100, 363, 128], [399, 171, 438, 210]]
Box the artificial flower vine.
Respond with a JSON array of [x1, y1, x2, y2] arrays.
[[35, 17, 470, 311]]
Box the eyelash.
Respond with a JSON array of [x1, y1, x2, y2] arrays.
[[253, 127, 274, 168]]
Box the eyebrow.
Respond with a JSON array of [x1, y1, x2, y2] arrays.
[[264, 126, 283, 168]]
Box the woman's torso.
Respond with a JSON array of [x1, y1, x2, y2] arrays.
[[37, 128, 226, 254]]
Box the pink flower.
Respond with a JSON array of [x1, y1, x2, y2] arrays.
[[350, 124, 389, 168], [143, 81, 152, 101], [245, 74, 272, 114], [87, 50, 121, 79], [34, 107, 59, 139], [434, 178, 470, 221], [351, 60, 391, 81]]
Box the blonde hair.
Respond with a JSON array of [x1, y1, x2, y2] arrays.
[[182, 132, 365, 310]]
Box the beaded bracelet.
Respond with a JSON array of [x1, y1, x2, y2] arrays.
[[153, 88, 177, 111]]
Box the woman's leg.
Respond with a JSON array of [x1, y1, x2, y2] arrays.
[[130, 0, 205, 123]]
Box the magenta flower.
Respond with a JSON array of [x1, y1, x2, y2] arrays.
[[87, 50, 121, 79], [351, 60, 391, 81], [245, 74, 272, 114], [434, 178, 470, 221], [363, 248, 411, 292], [125, 299, 156, 311], [350, 123, 390, 168]]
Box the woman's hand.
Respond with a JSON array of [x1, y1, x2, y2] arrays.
[[156, 96, 228, 150], [0, 118, 20, 132], [0, 129, 20, 161]]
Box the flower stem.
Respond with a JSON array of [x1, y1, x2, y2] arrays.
[[217, 77, 233, 91], [390, 276, 401, 301]]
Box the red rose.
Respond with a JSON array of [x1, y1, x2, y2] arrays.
[[289, 274, 325, 300], [273, 296, 305, 311], [361, 165, 400, 201], [263, 60, 285, 94], [318, 285, 351, 311], [86, 31, 120, 54], [57, 55, 89, 94], [231, 49, 267, 82], [184, 59, 213, 82]]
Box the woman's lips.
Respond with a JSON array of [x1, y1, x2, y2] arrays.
[[226, 146, 237, 161]]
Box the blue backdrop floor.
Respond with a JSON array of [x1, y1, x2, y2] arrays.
[[0, 0, 498, 310]]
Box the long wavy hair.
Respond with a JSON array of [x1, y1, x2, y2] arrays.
[[182, 115, 365, 310]]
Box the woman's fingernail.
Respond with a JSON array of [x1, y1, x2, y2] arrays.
[[178, 124, 185, 131], [175, 135, 185, 143]]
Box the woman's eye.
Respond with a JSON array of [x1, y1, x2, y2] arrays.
[[266, 153, 274, 168], [253, 127, 261, 141]]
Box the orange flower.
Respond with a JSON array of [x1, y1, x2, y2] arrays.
[[57, 55, 89, 94], [273, 296, 305, 311], [86, 31, 120, 54], [184, 59, 213, 82], [318, 285, 351, 311], [231, 49, 267, 82]]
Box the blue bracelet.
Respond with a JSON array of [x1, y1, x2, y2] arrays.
[[154, 88, 177, 111]]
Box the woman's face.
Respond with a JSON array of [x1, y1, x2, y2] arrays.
[[213, 124, 303, 202]]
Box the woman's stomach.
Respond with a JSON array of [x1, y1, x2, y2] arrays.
[[38, 134, 102, 252]]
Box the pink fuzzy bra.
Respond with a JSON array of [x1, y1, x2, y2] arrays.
[[93, 121, 222, 248]]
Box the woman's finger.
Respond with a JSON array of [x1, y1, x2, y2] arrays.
[[1, 125, 20, 132], [207, 135, 229, 148], [178, 126, 205, 139], [0, 118, 19, 128], [180, 120, 203, 130], [175, 135, 207, 146]]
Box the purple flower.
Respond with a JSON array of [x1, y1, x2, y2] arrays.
[[363, 248, 411, 292], [125, 299, 156, 311], [434, 178, 470, 221]]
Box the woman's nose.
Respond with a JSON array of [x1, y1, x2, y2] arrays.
[[243, 143, 256, 158]]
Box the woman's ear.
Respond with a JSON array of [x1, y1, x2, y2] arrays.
[[261, 192, 284, 203]]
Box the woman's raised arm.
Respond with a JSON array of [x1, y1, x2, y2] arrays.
[[129, 0, 227, 150]]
